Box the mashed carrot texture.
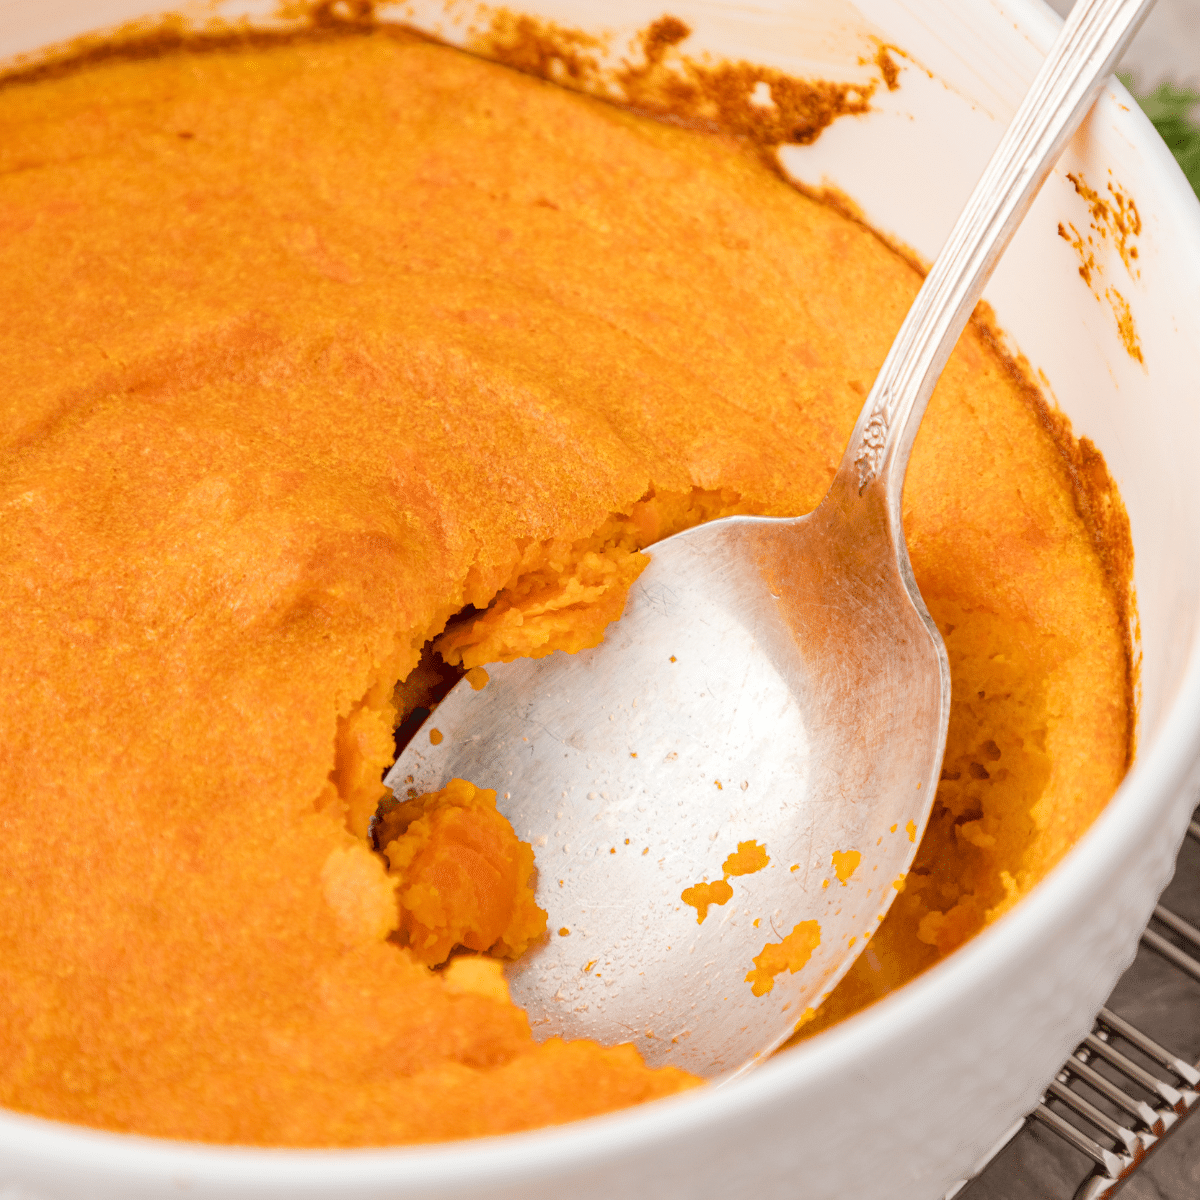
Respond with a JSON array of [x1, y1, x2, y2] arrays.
[[376, 779, 547, 966], [0, 26, 1128, 1145]]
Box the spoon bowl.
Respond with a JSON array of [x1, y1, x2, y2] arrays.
[[386, 0, 1155, 1079], [388, 475, 946, 1077]]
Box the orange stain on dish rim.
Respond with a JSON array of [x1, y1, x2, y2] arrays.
[[1107, 287, 1144, 364], [429, 727, 443, 745], [464, 666, 489, 691], [558, 927, 570, 936], [889, 823, 898, 833], [745, 921, 821, 997], [906, 820, 917, 843], [831, 849, 860, 884], [789, 863, 799, 872], [1066, 170, 1142, 276]]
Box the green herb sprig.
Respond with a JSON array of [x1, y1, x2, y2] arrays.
[[1120, 73, 1200, 199]]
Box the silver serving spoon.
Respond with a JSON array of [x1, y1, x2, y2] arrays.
[[386, 0, 1154, 1079]]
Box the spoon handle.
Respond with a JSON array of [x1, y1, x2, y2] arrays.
[[838, 0, 1155, 507]]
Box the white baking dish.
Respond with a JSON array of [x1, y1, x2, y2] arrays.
[[1, 0, 1198, 1196]]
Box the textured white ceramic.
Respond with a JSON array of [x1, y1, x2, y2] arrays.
[[1, 1, 1198, 1197]]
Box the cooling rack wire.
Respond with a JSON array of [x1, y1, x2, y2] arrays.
[[948, 809, 1200, 1199]]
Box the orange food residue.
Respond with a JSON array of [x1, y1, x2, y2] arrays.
[[681, 878, 733, 923], [1066, 170, 1142, 276], [1107, 287, 1144, 364], [723, 840, 770, 876], [745, 921, 821, 997], [831, 849, 860, 884], [906, 820, 917, 843], [429, 727, 444, 745], [465, 666, 490, 691], [681, 839, 770, 922], [1057, 171, 1145, 364]]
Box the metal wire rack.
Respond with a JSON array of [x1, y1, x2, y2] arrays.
[[948, 812, 1200, 1199]]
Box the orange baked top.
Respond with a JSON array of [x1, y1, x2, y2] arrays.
[[0, 27, 1128, 1144]]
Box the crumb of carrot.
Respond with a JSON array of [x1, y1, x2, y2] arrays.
[[745, 921, 821, 997], [681, 879, 733, 923], [831, 849, 861, 884]]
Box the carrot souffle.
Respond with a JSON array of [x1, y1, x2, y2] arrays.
[[0, 19, 1131, 1145]]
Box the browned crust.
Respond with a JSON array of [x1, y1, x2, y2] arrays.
[[0, 16, 386, 90], [471, 9, 878, 152], [996, 342, 1139, 769], [786, 178, 933, 276]]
